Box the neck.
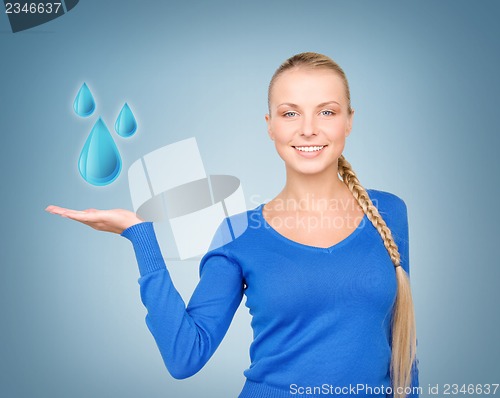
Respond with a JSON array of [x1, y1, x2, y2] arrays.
[[277, 164, 349, 212]]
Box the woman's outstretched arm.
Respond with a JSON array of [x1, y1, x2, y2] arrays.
[[45, 206, 245, 379], [122, 221, 244, 379]]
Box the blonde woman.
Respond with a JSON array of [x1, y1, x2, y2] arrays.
[[46, 52, 419, 398]]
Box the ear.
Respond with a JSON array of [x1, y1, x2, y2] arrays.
[[265, 113, 274, 141], [345, 108, 355, 137]]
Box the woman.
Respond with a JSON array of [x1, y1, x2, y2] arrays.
[[46, 52, 419, 398]]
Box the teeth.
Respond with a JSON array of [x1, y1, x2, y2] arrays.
[[294, 146, 325, 152]]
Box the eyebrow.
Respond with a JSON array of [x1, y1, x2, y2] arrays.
[[276, 101, 341, 108]]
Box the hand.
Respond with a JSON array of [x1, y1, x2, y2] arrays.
[[45, 205, 145, 234]]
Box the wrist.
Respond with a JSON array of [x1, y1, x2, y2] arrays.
[[121, 220, 149, 236], [120, 218, 144, 234], [120, 222, 165, 276]]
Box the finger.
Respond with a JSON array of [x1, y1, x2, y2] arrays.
[[46, 205, 75, 215], [65, 209, 111, 224], [60, 209, 96, 222]]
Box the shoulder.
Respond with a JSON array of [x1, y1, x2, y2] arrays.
[[366, 188, 408, 219], [366, 188, 409, 244], [206, 204, 263, 252], [199, 205, 261, 275]]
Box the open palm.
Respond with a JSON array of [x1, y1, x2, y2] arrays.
[[45, 205, 144, 234]]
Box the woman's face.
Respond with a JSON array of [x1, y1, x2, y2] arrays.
[[265, 67, 354, 176]]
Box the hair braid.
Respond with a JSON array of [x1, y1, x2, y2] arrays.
[[338, 154, 417, 398], [338, 155, 401, 266]]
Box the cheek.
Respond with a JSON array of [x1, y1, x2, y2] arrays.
[[273, 141, 291, 163], [324, 119, 349, 138], [271, 121, 293, 142]]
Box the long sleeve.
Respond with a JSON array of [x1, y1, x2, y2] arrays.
[[121, 221, 245, 379]]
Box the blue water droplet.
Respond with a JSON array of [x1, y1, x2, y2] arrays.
[[114, 102, 137, 137], [78, 118, 122, 186], [73, 82, 96, 117]]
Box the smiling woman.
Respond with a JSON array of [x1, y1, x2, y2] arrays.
[[260, 53, 418, 398], [46, 52, 419, 398]]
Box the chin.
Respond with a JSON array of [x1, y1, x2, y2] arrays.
[[288, 163, 335, 176]]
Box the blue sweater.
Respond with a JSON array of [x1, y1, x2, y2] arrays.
[[121, 189, 420, 398]]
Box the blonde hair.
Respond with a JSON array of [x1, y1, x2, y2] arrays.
[[268, 52, 353, 115], [268, 52, 417, 398]]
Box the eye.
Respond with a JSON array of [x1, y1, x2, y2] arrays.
[[283, 111, 298, 118], [320, 110, 335, 116]]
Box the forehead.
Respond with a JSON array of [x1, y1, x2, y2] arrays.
[[270, 68, 346, 104]]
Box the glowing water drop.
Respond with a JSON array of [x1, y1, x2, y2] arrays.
[[114, 102, 137, 137], [78, 118, 122, 186], [73, 83, 95, 117]]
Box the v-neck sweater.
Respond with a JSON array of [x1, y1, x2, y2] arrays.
[[121, 188, 420, 397]]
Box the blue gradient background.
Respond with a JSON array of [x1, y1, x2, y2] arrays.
[[1, 1, 499, 397]]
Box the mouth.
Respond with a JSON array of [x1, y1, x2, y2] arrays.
[[291, 144, 328, 159], [292, 145, 327, 153]]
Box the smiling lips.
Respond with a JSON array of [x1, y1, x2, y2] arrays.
[[293, 145, 326, 152], [292, 145, 327, 158]]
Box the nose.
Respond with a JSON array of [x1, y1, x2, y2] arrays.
[[301, 115, 317, 137]]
